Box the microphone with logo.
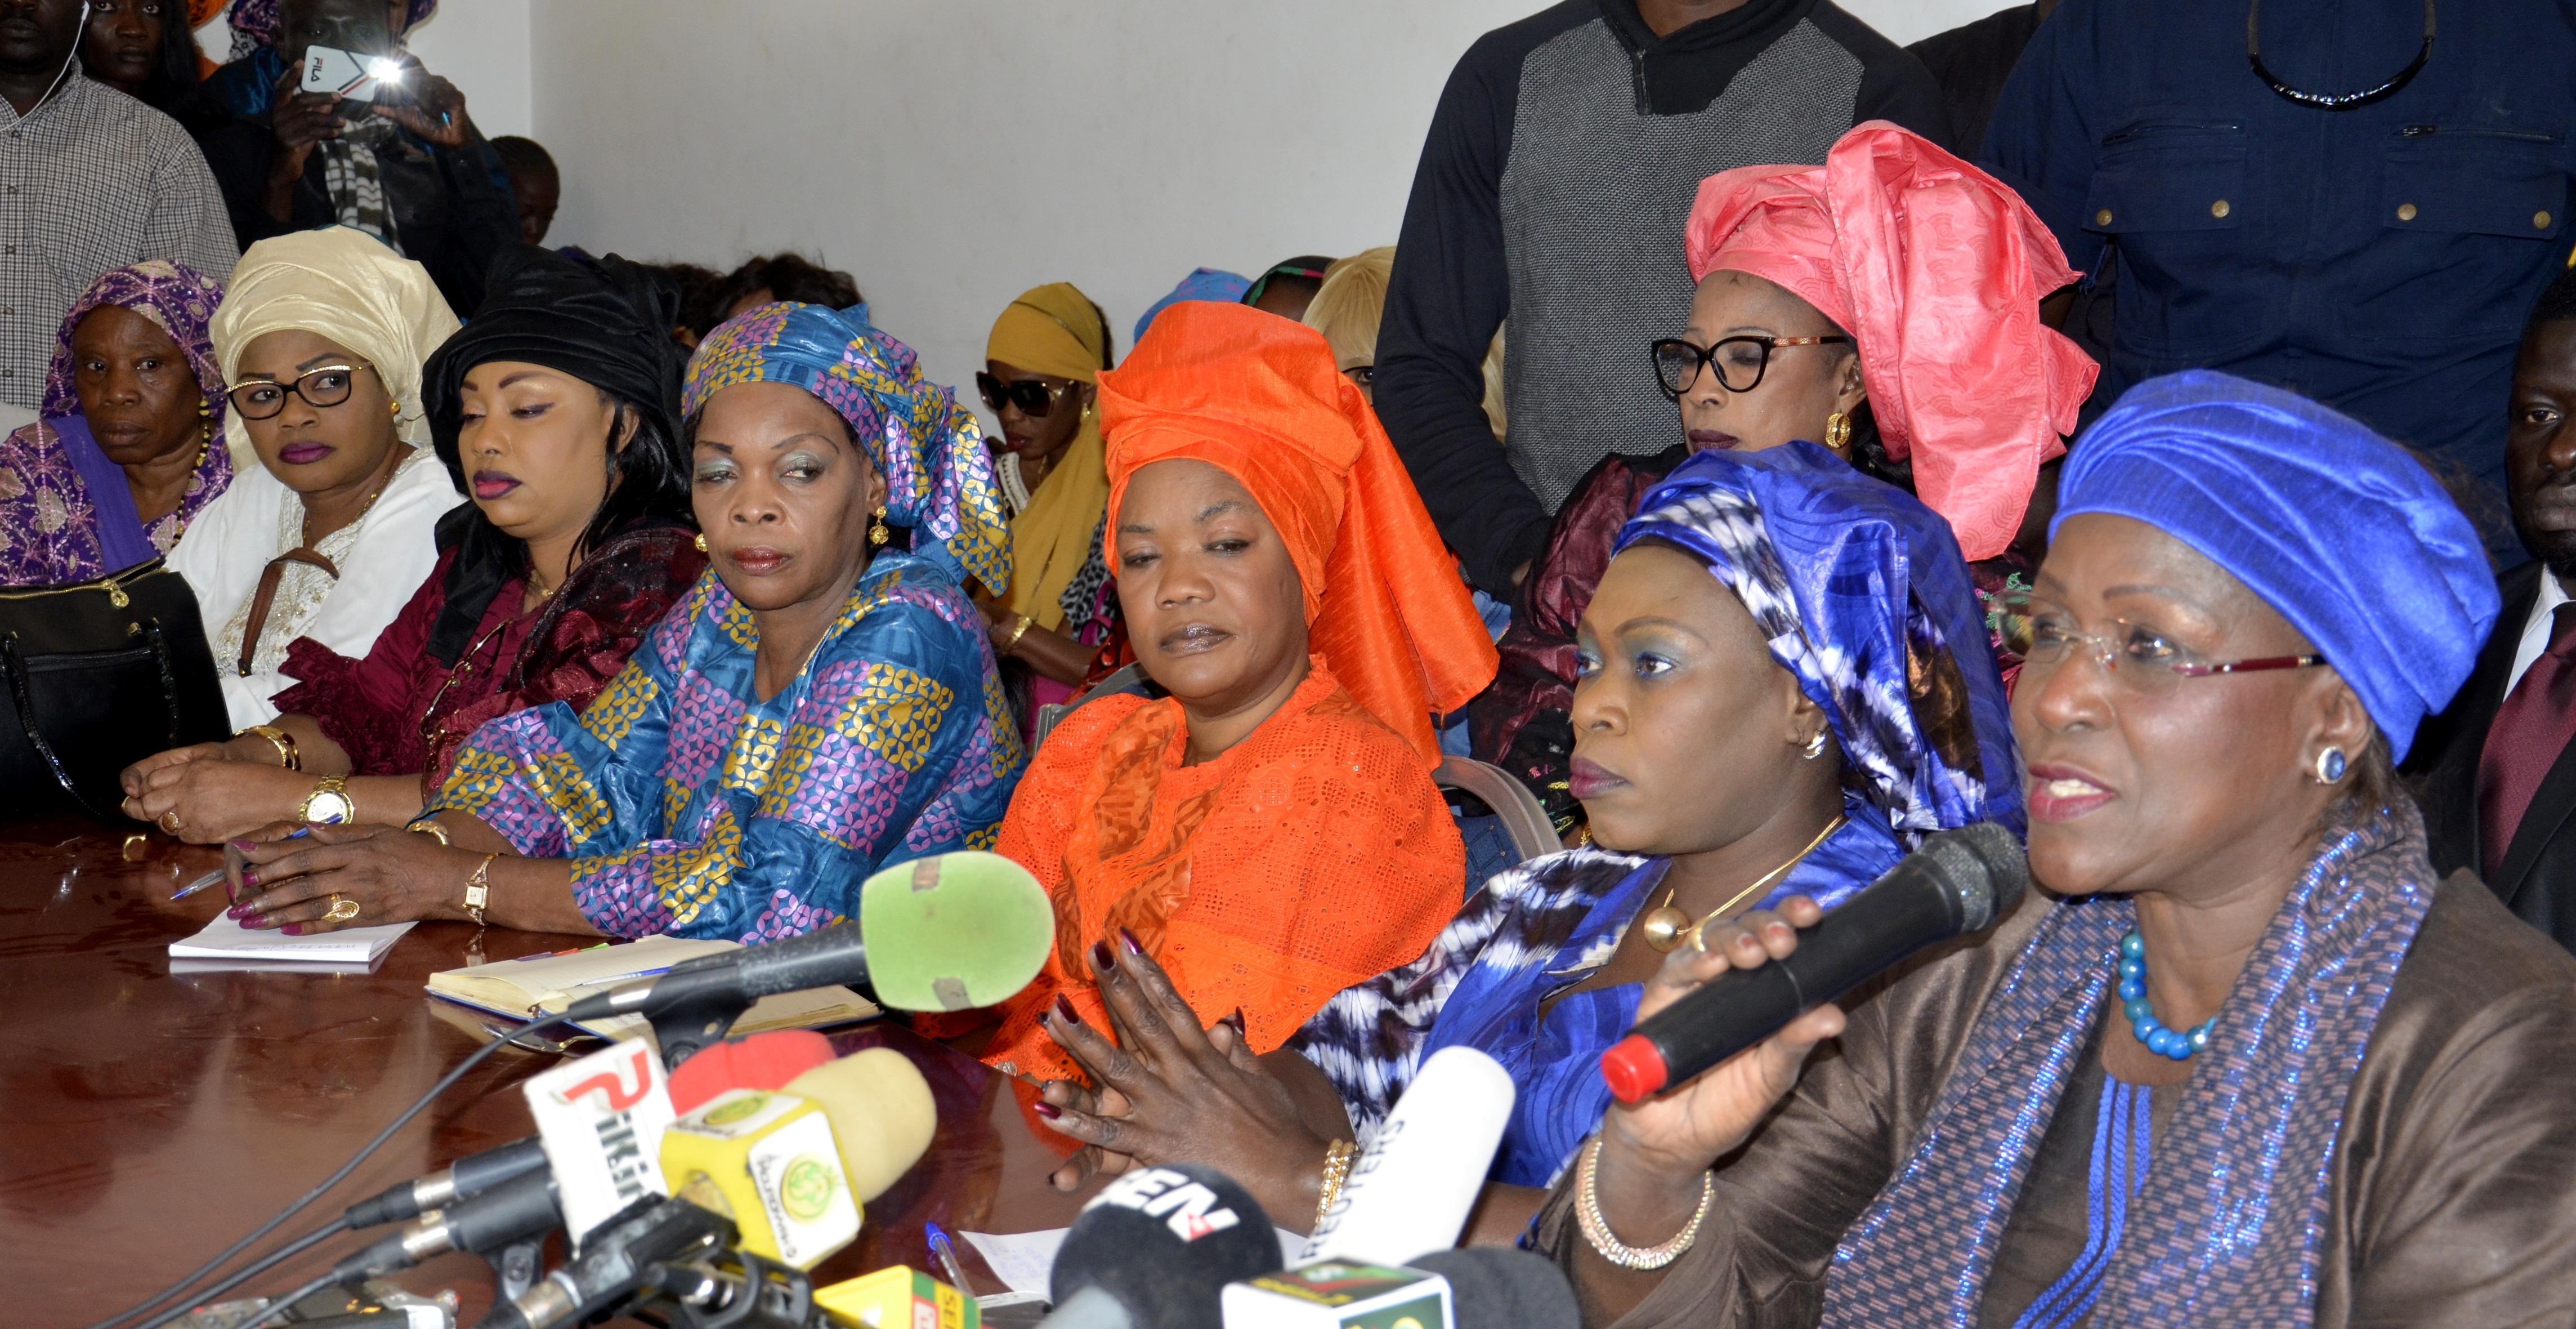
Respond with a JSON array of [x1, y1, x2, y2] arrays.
[[563, 851, 1058, 1064], [1600, 821, 2028, 1103], [1040, 1164, 1285, 1328]]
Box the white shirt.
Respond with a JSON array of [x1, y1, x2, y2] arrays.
[[2506, 570, 2574, 697], [170, 447, 462, 728]]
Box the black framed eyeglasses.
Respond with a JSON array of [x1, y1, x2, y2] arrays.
[[976, 372, 1076, 418], [1650, 335, 1851, 400], [226, 363, 376, 420]]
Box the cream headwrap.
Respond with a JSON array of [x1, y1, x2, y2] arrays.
[[209, 226, 461, 468]]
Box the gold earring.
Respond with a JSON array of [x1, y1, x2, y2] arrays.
[[869, 506, 890, 547], [389, 399, 401, 418], [692, 532, 708, 553], [1824, 412, 1852, 452]]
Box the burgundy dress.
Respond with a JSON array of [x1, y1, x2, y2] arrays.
[[272, 523, 706, 798]]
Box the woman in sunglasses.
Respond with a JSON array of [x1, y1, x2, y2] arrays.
[[1475, 123, 2094, 840], [164, 227, 466, 738], [978, 282, 1120, 725], [122, 246, 705, 844]]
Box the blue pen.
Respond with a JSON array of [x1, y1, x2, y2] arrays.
[[925, 1221, 973, 1296], [190, 828, 314, 900]]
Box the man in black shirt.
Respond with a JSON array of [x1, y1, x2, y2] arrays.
[[1373, 0, 1947, 597]]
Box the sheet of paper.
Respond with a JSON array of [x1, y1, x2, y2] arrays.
[[961, 1226, 1307, 1299], [168, 909, 414, 964]]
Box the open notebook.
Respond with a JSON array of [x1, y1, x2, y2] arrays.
[[426, 934, 879, 1044]]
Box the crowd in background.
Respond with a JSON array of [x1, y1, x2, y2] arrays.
[[8, 0, 2576, 1324]]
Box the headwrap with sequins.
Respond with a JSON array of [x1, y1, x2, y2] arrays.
[[684, 302, 1011, 596], [1615, 441, 2022, 841]]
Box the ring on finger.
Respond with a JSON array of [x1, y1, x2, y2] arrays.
[[323, 897, 361, 922], [159, 810, 184, 835]]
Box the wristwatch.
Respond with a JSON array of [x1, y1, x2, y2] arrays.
[[464, 853, 499, 927], [297, 774, 355, 825]]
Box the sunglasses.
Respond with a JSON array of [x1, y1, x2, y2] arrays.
[[976, 372, 1077, 418]]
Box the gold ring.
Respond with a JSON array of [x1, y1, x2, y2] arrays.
[[158, 810, 184, 835], [323, 897, 361, 922]]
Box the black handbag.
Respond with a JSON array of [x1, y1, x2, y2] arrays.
[[0, 558, 230, 822]]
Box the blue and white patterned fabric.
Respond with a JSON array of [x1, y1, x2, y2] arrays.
[[1295, 441, 2005, 1184], [1617, 441, 2020, 842]]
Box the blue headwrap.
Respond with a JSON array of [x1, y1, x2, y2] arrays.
[[1133, 268, 1252, 345], [2053, 371, 2499, 762], [1616, 442, 2022, 843], [683, 302, 1012, 596]]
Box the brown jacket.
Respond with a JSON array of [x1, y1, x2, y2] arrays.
[[1536, 863, 2576, 1327]]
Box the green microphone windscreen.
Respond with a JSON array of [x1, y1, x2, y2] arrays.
[[857, 850, 1055, 1012]]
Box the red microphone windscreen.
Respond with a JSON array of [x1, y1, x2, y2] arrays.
[[1599, 1033, 1669, 1104], [665, 1029, 837, 1113]]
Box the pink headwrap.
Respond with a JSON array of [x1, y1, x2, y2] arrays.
[[1685, 123, 2098, 562]]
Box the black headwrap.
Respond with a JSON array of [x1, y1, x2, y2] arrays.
[[421, 246, 692, 663]]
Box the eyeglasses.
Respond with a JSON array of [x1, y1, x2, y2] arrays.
[[1995, 592, 2326, 695], [228, 363, 376, 420], [976, 372, 1076, 418], [1650, 335, 1850, 400]]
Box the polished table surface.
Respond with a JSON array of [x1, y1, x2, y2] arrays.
[[0, 816, 1099, 1326]]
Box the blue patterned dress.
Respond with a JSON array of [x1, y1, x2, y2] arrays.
[[1293, 795, 1902, 1188], [431, 554, 1025, 942]]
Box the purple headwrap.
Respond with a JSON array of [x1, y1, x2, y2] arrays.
[[229, 0, 438, 51]]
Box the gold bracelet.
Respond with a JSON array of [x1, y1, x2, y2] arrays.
[[1001, 613, 1035, 653], [404, 818, 452, 847], [1314, 1138, 1357, 1232], [1574, 1136, 1713, 1270], [463, 852, 499, 927], [240, 723, 299, 771]]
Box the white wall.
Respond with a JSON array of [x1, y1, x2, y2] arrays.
[[456, 0, 2004, 413]]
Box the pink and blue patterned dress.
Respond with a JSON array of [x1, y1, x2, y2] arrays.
[[430, 552, 1025, 942]]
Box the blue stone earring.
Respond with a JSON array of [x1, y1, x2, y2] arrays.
[[2314, 747, 2347, 784]]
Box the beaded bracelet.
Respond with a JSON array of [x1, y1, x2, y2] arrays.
[[1574, 1136, 1713, 1270], [1314, 1139, 1357, 1232]]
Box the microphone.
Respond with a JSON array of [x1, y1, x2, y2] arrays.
[[328, 1168, 561, 1285], [473, 1194, 735, 1329], [341, 1135, 551, 1228], [1043, 1164, 1281, 1329], [1600, 822, 2027, 1102], [1407, 1249, 1581, 1329], [562, 851, 1057, 1064], [667, 1029, 838, 1114], [1301, 1046, 1514, 1267], [656, 1048, 937, 1270]]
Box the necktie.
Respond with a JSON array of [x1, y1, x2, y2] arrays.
[[2477, 602, 2576, 880]]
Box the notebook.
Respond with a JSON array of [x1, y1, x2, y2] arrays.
[[426, 934, 880, 1043], [167, 911, 417, 965]]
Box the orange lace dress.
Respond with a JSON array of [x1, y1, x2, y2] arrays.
[[933, 661, 1465, 1082]]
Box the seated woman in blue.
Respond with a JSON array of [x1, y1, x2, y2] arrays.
[[222, 303, 1025, 942], [1017, 440, 2016, 1234]]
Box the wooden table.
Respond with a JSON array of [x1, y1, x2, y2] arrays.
[[0, 816, 1097, 1326]]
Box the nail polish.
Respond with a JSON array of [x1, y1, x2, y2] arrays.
[[280, 924, 304, 936], [241, 869, 259, 889], [1119, 927, 1144, 956], [1032, 1100, 1062, 1120], [1224, 1008, 1247, 1033], [226, 904, 248, 920], [1054, 995, 1082, 1025], [229, 840, 254, 852], [1091, 939, 1116, 972]]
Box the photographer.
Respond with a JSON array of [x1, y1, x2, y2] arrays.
[[196, 0, 516, 313]]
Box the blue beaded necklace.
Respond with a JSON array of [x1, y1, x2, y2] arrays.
[[2116, 931, 2215, 1060]]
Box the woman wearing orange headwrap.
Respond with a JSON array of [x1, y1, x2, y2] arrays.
[[1475, 122, 2097, 837], [928, 301, 1498, 1085]]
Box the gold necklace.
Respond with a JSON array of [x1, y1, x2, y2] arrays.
[[1637, 813, 1849, 953]]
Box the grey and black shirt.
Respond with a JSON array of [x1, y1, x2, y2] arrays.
[[1374, 0, 1947, 596]]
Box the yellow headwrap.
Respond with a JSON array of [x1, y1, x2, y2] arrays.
[[986, 282, 1111, 631], [209, 226, 461, 469]]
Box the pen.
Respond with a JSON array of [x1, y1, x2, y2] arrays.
[[924, 1221, 973, 1296], [171, 869, 225, 900]]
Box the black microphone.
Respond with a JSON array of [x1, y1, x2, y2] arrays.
[[342, 1135, 551, 1229], [560, 851, 1056, 1064], [1042, 1164, 1282, 1328], [1600, 822, 2028, 1101], [474, 1194, 734, 1329], [329, 1169, 560, 1285], [1407, 1248, 1582, 1329]]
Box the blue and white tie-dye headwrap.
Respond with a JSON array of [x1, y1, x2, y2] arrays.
[[684, 302, 1012, 597], [1615, 441, 2022, 841]]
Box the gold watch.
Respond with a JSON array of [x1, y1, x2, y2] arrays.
[[297, 774, 355, 824], [464, 853, 499, 927]]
